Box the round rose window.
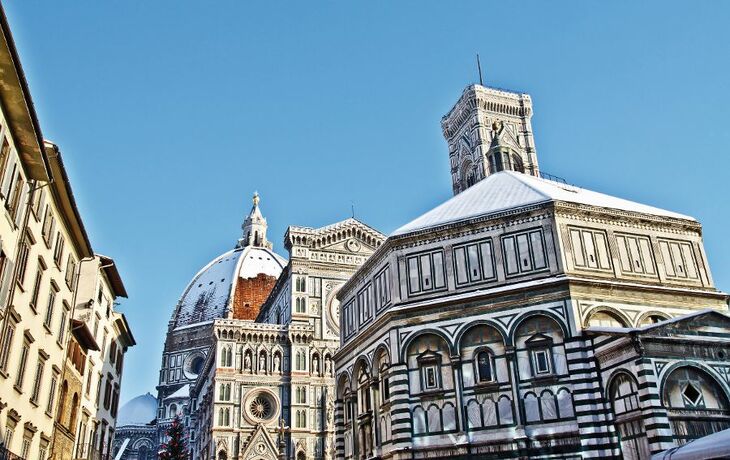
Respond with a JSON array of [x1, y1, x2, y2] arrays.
[[244, 389, 278, 423]]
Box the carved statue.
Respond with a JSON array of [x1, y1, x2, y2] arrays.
[[259, 353, 266, 373], [312, 356, 320, 374], [273, 353, 281, 372], [244, 352, 252, 371], [326, 394, 334, 427], [325, 357, 332, 376]]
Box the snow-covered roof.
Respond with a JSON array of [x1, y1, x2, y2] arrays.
[[392, 171, 694, 236], [164, 384, 190, 401], [117, 393, 157, 426], [173, 245, 286, 329], [585, 309, 727, 335], [651, 427, 730, 459]]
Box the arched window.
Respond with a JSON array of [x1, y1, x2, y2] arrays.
[[57, 381, 69, 423], [609, 373, 650, 459], [515, 316, 564, 380], [138, 446, 149, 460], [475, 350, 494, 383], [69, 393, 79, 431], [169, 404, 177, 418], [459, 324, 504, 387], [587, 310, 627, 328], [638, 313, 669, 326], [663, 366, 730, 445], [407, 333, 452, 393]]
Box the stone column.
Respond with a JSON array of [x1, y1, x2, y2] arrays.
[[632, 356, 674, 455], [334, 399, 345, 460], [564, 336, 619, 458], [384, 363, 412, 460]]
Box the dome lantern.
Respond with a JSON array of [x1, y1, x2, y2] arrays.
[[238, 192, 272, 249]]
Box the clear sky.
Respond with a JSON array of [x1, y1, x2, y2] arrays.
[[4, 1, 729, 404]]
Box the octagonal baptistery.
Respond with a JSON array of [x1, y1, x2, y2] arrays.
[[333, 169, 728, 460], [156, 194, 287, 433]]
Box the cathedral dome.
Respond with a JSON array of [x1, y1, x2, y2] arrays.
[[117, 393, 157, 426], [171, 194, 287, 329]]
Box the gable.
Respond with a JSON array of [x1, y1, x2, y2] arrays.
[[240, 425, 279, 460], [638, 310, 730, 338]]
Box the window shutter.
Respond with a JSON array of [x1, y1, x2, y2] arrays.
[[14, 181, 29, 227], [0, 161, 15, 198], [0, 256, 15, 311]]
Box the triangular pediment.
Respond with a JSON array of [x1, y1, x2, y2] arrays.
[[240, 424, 279, 460], [638, 310, 730, 338]]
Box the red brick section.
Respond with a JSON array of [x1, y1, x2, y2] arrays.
[[232, 273, 278, 320]]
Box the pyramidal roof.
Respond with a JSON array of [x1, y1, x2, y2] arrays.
[[393, 171, 694, 236]]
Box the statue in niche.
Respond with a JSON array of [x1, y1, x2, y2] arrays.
[[244, 352, 252, 371], [259, 353, 267, 373], [273, 353, 281, 373], [312, 355, 320, 374], [325, 357, 332, 376]]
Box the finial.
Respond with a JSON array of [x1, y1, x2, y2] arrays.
[[252, 191, 260, 207], [476, 53, 484, 86]]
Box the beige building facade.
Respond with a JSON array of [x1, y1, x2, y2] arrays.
[[0, 7, 135, 460]]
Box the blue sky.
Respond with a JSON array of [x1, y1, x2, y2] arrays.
[[4, 1, 729, 404]]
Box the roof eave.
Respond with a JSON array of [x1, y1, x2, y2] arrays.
[[0, 5, 51, 182], [98, 254, 128, 298]]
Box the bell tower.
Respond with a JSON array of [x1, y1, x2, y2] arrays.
[[441, 84, 540, 195]]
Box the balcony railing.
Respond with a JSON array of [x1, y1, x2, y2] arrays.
[[0, 445, 24, 460]]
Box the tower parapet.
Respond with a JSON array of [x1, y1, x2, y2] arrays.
[[442, 84, 540, 195]]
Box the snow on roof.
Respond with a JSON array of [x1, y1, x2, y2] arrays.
[[164, 384, 190, 401], [173, 246, 286, 329], [392, 171, 694, 236], [585, 309, 726, 335], [651, 427, 730, 460]]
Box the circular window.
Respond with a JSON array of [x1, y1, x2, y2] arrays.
[[183, 353, 206, 380], [244, 389, 279, 424]]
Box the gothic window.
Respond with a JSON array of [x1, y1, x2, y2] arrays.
[[295, 297, 306, 313], [501, 229, 547, 276], [615, 234, 656, 276], [419, 357, 440, 391], [453, 239, 496, 286], [296, 386, 307, 404], [295, 409, 307, 428], [406, 250, 446, 296], [295, 350, 306, 371], [220, 346, 232, 367]]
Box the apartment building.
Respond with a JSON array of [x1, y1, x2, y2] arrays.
[[0, 6, 135, 460]]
